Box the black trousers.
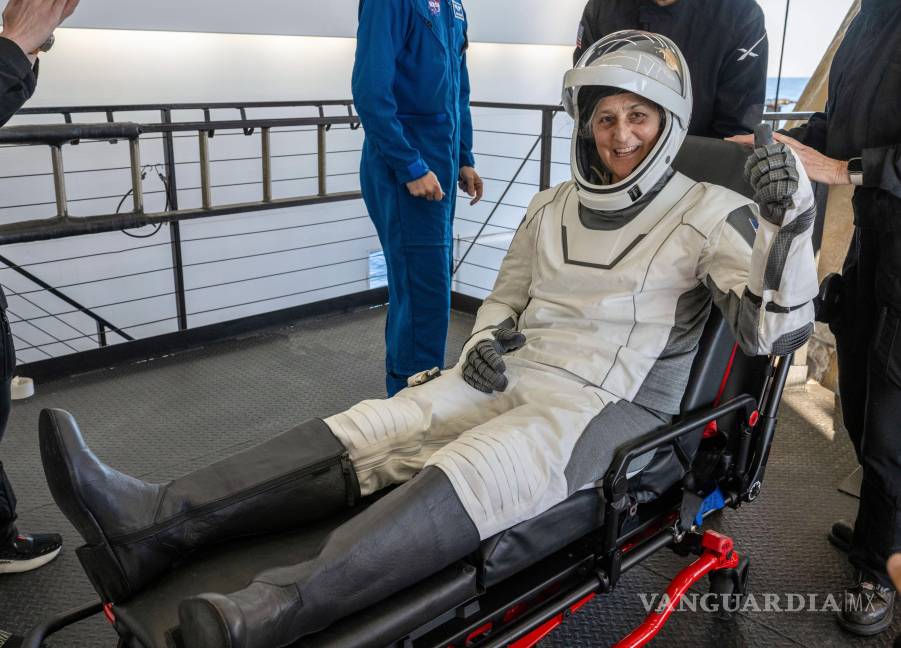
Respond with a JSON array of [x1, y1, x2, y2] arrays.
[[835, 228, 901, 588]]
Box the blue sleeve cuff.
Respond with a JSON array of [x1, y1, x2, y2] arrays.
[[460, 152, 475, 169], [400, 159, 430, 184]]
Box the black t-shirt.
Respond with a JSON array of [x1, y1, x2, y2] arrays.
[[574, 0, 768, 139], [784, 0, 901, 231]]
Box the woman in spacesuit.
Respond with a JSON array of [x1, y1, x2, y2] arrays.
[[39, 32, 819, 648]]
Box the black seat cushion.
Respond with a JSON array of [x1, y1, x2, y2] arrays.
[[479, 489, 603, 588]]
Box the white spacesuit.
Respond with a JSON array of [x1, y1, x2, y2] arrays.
[[326, 31, 819, 539], [42, 32, 821, 648]]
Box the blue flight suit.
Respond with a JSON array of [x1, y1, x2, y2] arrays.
[[352, 0, 475, 396]]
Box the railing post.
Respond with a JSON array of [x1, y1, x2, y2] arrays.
[[539, 109, 555, 191], [162, 109, 189, 332], [96, 322, 107, 348], [261, 127, 272, 202], [198, 130, 212, 209], [50, 145, 68, 217], [317, 124, 327, 196], [128, 138, 144, 213]]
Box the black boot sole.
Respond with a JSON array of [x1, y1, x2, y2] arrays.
[[837, 606, 895, 637], [179, 595, 243, 648], [38, 409, 132, 602]]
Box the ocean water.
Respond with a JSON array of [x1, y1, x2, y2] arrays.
[[766, 77, 811, 113]]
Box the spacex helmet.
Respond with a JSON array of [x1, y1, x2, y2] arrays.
[[563, 30, 692, 211]]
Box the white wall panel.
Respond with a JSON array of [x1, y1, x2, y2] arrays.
[[0, 0, 587, 46], [0, 27, 581, 364]]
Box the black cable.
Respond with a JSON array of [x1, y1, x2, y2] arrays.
[[179, 215, 370, 244], [453, 279, 494, 293], [5, 306, 82, 354], [3, 285, 100, 347], [773, 0, 792, 114], [453, 258, 501, 273], [121, 165, 167, 239], [14, 265, 174, 296], [9, 332, 53, 358], [453, 133, 543, 275]]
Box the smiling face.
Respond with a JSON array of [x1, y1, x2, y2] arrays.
[[590, 92, 664, 184]]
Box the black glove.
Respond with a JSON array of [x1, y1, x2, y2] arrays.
[[744, 142, 800, 226], [462, 328, 526, 394]]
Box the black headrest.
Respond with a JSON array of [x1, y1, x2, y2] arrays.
[[672, 136, 754, 200]]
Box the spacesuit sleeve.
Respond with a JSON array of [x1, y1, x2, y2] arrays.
[[463, 211, 537, 353], [862, 143, 901, 200], [351, 0, 430, 184], [698, 189, 819, 357]]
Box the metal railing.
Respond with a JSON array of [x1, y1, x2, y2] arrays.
[[0, 101, 811, 372], [0, 100, 564, 369]]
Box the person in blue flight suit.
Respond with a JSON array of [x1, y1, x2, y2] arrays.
[[352, 0, 483, 396]]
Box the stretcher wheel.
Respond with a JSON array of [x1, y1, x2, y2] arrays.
[[708, 554, 750, 620]]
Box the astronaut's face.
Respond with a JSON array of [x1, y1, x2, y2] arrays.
[[591, 93, 663, 183]]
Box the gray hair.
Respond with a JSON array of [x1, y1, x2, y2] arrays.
[[580, 95, 667, 140]]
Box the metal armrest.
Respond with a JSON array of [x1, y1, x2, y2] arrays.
[[603, 395, 758, 502]]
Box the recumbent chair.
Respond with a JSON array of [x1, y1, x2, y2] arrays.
[[26, 136, 799, 648]]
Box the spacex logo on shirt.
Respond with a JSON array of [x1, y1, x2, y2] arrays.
[[428, 0, 441, 16], [737, 34, 765, 61]]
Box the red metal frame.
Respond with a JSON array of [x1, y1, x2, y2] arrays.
[[102, 602, 116, 625], [703, 344, 740, 438], [614, 531, 739, 648], [505, 531, 739, 648], [508, 594, 597, 648]]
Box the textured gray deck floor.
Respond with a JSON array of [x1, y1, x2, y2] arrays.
[[0, 305, 897, 647]]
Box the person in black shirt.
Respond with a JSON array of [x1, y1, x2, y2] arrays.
[[574, 0, 767, 138], [731, 0, 901, 636], [0, 0, 78, 585]]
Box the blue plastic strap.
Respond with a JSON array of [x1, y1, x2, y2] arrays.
[[695, 487, 726, 527]]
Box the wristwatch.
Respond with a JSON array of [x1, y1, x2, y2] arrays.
[[31, 33, 54, 55], [847, 157, 863, 187]]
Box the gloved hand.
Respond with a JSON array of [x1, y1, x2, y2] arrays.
[[744, 142, 800, 226], [462, 328, 526, 394]]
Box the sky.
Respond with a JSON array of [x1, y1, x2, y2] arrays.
[[756, 0, 856, 77]]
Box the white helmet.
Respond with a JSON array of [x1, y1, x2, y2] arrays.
[[563, 30, 692, 212]]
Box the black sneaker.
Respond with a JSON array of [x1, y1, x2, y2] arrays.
[[0, 628, 23, 647], [827, 519, 853, 553], [0, 532, 62, 574]]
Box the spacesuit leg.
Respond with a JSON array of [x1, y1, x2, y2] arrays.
[[325, 367, 518, 496], [426, 361, 670, 539], [177, 363, 666, 648]]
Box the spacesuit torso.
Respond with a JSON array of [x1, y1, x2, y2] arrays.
[[473, 170, 818, 415], [516, 174, 740, 413]]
